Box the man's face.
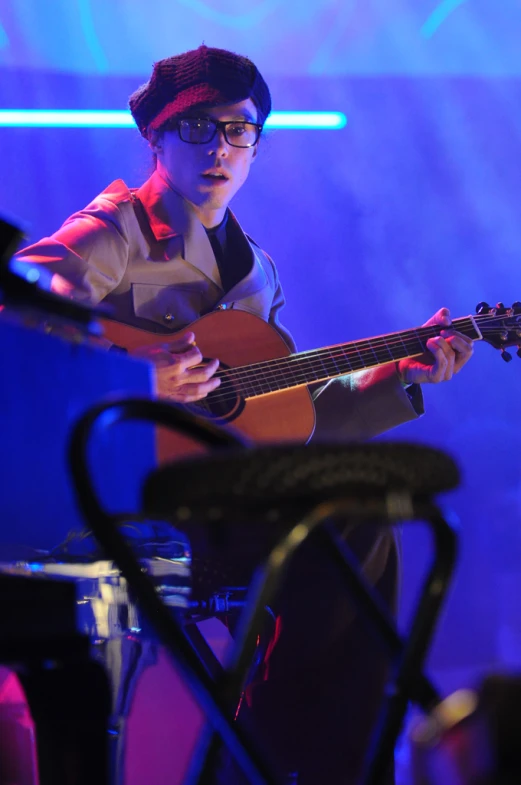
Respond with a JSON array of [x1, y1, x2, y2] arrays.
[[153, 98, 259, 218]]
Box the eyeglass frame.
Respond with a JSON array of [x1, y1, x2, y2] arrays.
[[166, 116, 264, 148]]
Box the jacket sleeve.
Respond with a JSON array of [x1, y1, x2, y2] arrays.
[[311, 366, 424, 442], [13, 195, 130, 306]]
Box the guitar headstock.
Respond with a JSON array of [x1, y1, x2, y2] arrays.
[[476, 302, 521, 362]]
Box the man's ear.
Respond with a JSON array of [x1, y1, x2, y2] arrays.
[[148, 129, 163, 153], [251, 143, 259, 162]]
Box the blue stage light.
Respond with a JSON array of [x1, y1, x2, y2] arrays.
[[0, 109, 347, 130], [0, 110, 135, 128], [266, 112, 347, 129], [421, 0, 467, 38]]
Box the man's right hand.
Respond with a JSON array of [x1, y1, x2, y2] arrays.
[[134, 331, 220, 403]]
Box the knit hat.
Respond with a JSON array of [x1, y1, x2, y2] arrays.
[[129, 45, 271, 138]]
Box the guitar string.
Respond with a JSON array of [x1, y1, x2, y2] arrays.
[[207, 317, 494, 390], [205, 340, 516, 406], [154, 312, 510, 394], [215, 318, 478, 381], [192, 330, 496, 405], [210, 314, 507, 382], [163, 313, 517, 407], [221, 324, 512, 388], [185, 318, 516, 405]]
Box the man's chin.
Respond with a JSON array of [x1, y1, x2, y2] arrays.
[[195, 190, 233, 210]]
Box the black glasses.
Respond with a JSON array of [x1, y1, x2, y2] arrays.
[[173, 117, 263, 148]]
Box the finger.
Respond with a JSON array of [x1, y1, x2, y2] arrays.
[[437, 307, 451, 327], [426, 336, 452, 381], [179, 358, 221, 384], [437, 336, 456, 380], [440, 328, 473, 344], [161, 331, 197, 353], [168, 345, 204, 372], [136, 346, 178, 369], [440, 332, 474, 372], [168, 376, 222, 403], [174, 330, 196, 346], [136, 333, 200, 368], [423, 307, 452, 328]]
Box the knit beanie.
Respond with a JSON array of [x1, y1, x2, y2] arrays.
[[129, 45, 271, 137]]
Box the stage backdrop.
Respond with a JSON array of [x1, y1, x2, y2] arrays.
[[1, 0, 520, 723]]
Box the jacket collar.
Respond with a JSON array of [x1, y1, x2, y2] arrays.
[[135, 171, 221, 286], [221, 212, 268, 303], [135, 170, 267, 298]]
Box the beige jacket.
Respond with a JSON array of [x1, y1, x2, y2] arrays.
[[15, 170, 422, 442]]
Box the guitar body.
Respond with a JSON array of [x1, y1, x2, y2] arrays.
[[102, 310, 316, 461]]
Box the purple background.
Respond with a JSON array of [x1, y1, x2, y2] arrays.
[[1, 2, 520, 778]]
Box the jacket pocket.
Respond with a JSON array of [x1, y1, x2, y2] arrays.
[[131, 282, 208, 329]]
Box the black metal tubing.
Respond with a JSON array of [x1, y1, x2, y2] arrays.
[[69, 396, 457, 785], [187, 497, 456, 785], [319, 519, 442, 711], [200, 497, 452, 713], [184, 515, 336, 785], [183, 608, 277, 785], [360, 500, 457, 785], [305, 501, 456, 784], [68, 397, 284, 785]]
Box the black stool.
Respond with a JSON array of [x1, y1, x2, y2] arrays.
[[68, 397, 460, 785]]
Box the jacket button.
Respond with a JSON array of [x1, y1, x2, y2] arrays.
[[164, 312, 174, 322]]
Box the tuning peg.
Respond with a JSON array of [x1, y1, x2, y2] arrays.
[[501, 349, 513, 362], [495, 302, 507, 314], [476, 302, 491, 314]]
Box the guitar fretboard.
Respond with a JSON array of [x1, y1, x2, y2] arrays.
[[216, 315, 482, 399]]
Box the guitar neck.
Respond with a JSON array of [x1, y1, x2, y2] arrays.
[[221, 315, 483, 399]]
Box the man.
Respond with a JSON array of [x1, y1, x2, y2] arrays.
[[14, 45, 473, 784]]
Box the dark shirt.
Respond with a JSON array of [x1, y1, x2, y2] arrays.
[[205, 210, 251, 294]]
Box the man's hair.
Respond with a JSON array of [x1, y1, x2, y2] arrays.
[[129, 45, 271, 138]]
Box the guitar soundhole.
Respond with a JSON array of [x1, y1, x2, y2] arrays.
[[184, 363, 245, 424]]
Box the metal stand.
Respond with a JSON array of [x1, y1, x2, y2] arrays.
[[68, 397, 459, 785]]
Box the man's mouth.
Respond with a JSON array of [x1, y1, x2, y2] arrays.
[[201, 170, 229, 181]]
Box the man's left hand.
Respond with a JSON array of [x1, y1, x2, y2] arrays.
[[397, 308, 474, 385]]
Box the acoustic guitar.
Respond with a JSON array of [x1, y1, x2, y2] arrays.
[[102, 302, 521, 457]]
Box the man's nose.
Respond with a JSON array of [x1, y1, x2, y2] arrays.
[[208, 129, 230, 157]]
